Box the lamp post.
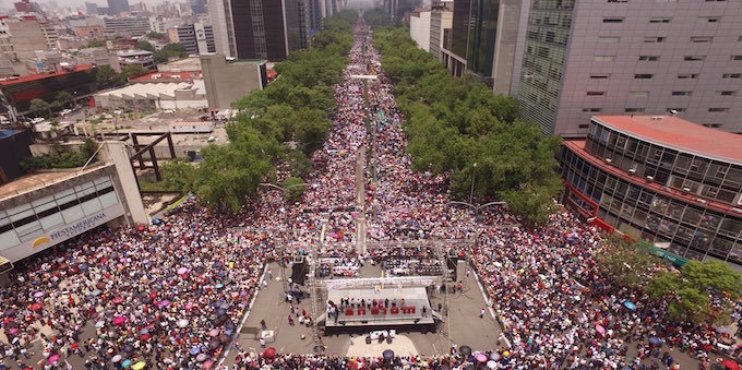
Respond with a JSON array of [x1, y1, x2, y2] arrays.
[[469, 162, 477, 204]]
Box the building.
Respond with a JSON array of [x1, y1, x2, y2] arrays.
[[176, 22, 216, 55], [14, 0, 42, 13], [0, 129, 33, 184], [409, 10, 431, 51], [440, 0, 528, 94], [191, 0, 207, 14], [200, 54, 267, 110], [0, 141, 148, 269], [107, 0, 130, 15], [94, 80, 207, 110], [75, 48, 120, 72], [428, 0, 452, 62], [85, 2, 99, 15], [104, 16, 151, 37], [560, 115, 742, 265], [117, 49, 155, 70], [0, 64, 97, 120], [518, 0, 742, 138], [70, 17, 106, 39], [5, 17, 54, 61], [209, 0, 311, 61]]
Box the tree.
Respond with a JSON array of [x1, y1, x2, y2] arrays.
[[29, 98, 50, 117], [121, 64, 147, 81], [162, 159, 197, 193], [282, 176, 307, 203], [53, 91, 73, 109], [136, 39, 155, 52], [647, 261, 742, 324], [597, 237, 666, 288], [82, 39, 104, 49], [146, 31, 167, 40], [95, 65, 121, 87]]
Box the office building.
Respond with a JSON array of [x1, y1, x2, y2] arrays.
[[440, 0, 528, 95], [5, 17, 53, 61], [107, 0, 130, 15], [429, 0, 452, 62], [191, 0, 207, 14], [561, 115, 742, 265], [210, 0, 311, 61], [177, 23, 216, 55], [104, 16, 151, 37], [518, 0, 742, 138], [409, 10, 431, 51], [14, 0, 42, 13], [200, 54, 267, 110], [85, 2, 98, 15]]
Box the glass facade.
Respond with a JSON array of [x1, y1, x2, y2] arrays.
[[466, 0, 499, 78], [560, 120, 742, 265], [231, 0, 289, 61], [450, 0, 471, 60], [517, 0, 574, 134]]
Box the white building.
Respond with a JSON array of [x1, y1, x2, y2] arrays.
[[94, 80, 207, 110], [409, 10, 431, 52], [429, 0, 452, 63]]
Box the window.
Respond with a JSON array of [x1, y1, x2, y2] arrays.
[[644, 37, 666, 43], [649, 17, 671, 23], [625, 108, 645, 113], [639, 55, 660, 61], [582, 108, 602, 112], [702, 123, 723, 128], [607, 0, 629, 2], [599, 36, 620, 43], [700, 16, 720, 23], [708, 108, 729, 112], [603, 17, 624, 23], [722, 73, 742, 78], [630, 91, 649, 97], [672, 91, 692, 96], [690, 36, 713, 43], [684, 56, 706, 61], [677, 73, 698, 79], [667, 108, 686, 113], [715, 91, 736, 97], [579, 124, 589, 129], [594, 55, 615, 62], [732, 55, 742, 61], [634, 74, 653, 79], [587, 91, 606, 96], [590, 74, 611, 79]]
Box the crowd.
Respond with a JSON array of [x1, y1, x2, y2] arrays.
[[2, 17, 741, 370]]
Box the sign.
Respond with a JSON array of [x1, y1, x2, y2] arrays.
[[5, 204, 125, 262]]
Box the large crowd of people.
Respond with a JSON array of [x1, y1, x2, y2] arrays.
[[1, 17, 740, 370]]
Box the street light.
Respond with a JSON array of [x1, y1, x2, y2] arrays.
[[469, 163, 477, 204]]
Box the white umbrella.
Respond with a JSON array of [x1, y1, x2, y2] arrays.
[[177, 319, 189, 328]]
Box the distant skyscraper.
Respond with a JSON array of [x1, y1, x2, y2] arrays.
[[107, 0, 130, 15], [177, 22, 216, 55], [85, 2, 99, 15], [14, 0, 42, 13], [209, 0, 311, 61]]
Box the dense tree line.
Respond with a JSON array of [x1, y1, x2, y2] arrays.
[[162, 12, 356, 211], [374, 27, 563, 224]]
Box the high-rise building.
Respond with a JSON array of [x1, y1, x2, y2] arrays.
[[85, 2, 99, 15], [440, 0, 528, 94], [210, 0, 311, 61], [104, 17, 150, 37], [191, 0, 207, 14], [177, 23, 216, 55], [428, 0, 453, 63], [107, 0, 130, 16], [518, 0, 742, 137], [409, 10, 431, 51], [14, 0, 42, 13]]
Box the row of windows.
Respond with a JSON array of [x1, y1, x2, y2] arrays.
[[583, 90, 736, 97], [636, 55, 742, 61], [589, 71, 741, 80]]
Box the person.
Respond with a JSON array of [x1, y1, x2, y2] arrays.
[[259, 337, 265, 348], [480, 308, 485, 319], [260, 320, 267, 330]]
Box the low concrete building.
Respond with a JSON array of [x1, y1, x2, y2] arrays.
[[117, 49, 155, 70], [409, 10, 431, 52], [200, 54, 267, 110], [94, 80, 207, 110]]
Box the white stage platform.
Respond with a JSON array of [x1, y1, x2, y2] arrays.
[[326, 286, 434, 328]]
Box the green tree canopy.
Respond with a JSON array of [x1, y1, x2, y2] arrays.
[[282, 176, 307, 203], [29, 98, 50, 116], [161, 159, 197, 193]]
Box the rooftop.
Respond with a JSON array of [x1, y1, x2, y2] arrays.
[[594, 115, 742, 165], [0, 164, 107, 201], [0, 64, 95, 87], [130, 71, 203, 82]]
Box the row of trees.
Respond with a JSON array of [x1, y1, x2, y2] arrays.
[[160, 12, 357, 211], [374, 27, 563, 224], [136, 40, 188, 64], [598, 237, 742, 325]]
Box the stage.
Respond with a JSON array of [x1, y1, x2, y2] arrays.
[[325, 286, 436, 328]]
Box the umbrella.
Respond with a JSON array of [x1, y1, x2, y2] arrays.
[[48, 355, 60, 364], [90, 289, 102, 297], [113, 297, 124, 304], [475, 353, 487, 362], [459, 345, 472, 357], [215, 283, 224, 289], [208, 338, 220, 350], [132, 361, 146, 370], [140, 333, 151, 341], [152, 218, 163, 225], [122, 359, 132, 369], [8, 327, 19, 335], [623, 301, 637, 311], [33, 291, 45, 298], [30, 302, 43, 311], [648, 336, 662, 346], [177, 267, 189, 275], [95, 320, 105, 328], [263, 347, 277, 359], [136, 225, 146, 232], [196, 354, 207, 362], [595, 324, 606, 336], [202, 360, 214, 370], [157, 300, 171, 308], [190, 347, 200, 355], [3, 309, 14, 317], [382, 349, 394, 362], [177, 319, 189, 328], [79, 263, 89, 272], [112, 355, 122, 363], [208, 329, 219, 337], [487, 360, 497, 369], [722, 359, 741, 370], [113, 316, 126, 326]]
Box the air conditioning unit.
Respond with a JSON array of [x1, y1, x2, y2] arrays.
[[646, 176, 654, 181], [683, 187, 691, 192], [696, 198, 707, 204], [604, 158, 613, 163], [628, 168, 636, 174], [733, 208, 742, 214], [651, 116, 664, 120]]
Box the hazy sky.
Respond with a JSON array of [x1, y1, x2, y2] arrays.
[[8, 0, 381, 12]]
